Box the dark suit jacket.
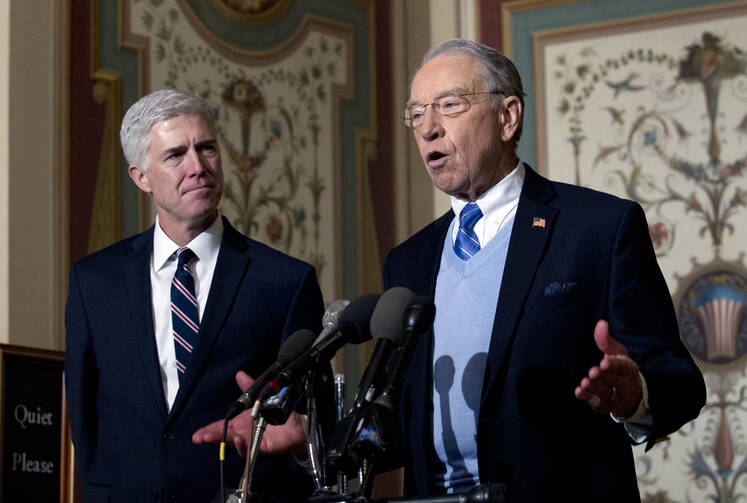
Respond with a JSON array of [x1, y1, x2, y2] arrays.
[[65, 217, 324, 503], [383, 166, 705, 502]]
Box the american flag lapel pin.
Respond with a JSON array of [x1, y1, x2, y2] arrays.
[[532, 217, 546, 229]]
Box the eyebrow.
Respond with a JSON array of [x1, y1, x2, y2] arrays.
[[195, 138, 218, 149], [160, 138, 217, 159], [406, 86, 473, 108], [161, 145, 187, 160]]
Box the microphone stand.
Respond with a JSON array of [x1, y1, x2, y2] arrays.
[[306, 372, 327, 491], [236, 409, 266, 502], [334, 373, 348, 495]]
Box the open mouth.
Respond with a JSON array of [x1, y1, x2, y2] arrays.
[[427, 151, 446, 162]]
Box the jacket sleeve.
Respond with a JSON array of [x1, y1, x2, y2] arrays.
[[280, 262, 324, 339], [64, 263, 99, 476], [607, 201, 706, 447]]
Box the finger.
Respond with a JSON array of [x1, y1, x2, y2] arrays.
[[192, 419, 223, 444], [594, 319, 629, 357], [235, 370, 255, 391], [574, 385, 608, 413], [576, 378, 618, 414], [599, 353, 639, 377], [577, 374, 612, 404], [232, 433, 249, 457]]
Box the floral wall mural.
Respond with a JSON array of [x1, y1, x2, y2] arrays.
[[537, 4, 747, 501]]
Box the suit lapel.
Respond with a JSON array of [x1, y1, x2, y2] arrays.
[[419, 212, 453, 298], [403, 212, 452, 474], [401, 213, 451, 395], [122, 227, 169, 418], [482, 166, 558, 401], [169, 218, 251, 419]]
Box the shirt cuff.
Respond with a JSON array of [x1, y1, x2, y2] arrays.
[[610, 371, 652, 444]]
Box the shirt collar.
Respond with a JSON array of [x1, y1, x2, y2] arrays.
[[450, 161, 525, 221], [153, 214, 224, 272]]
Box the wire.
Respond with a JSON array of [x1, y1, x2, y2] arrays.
[[219, 414, 230, 503]]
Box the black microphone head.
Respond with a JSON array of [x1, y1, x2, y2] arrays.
[[279, 328, 317, 361], [370, 287, 416, 343], [338, 293, 380, 344], [405, 296, 436, 334]]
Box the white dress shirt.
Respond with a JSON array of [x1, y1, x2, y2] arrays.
[[150, 215, 223, 410]]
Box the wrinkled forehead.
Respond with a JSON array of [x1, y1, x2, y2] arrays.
[[409, 53, 484, 104]]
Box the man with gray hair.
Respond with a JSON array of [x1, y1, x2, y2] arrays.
[[65, 89, 323, 502], [383, 39, 705, 501]]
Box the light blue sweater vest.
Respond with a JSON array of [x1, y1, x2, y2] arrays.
[[430, 214, 514, 494]]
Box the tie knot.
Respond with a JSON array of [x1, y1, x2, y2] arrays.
[[459, 202, 482, 232], [176, 247, 197, 268]]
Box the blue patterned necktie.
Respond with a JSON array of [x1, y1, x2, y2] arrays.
[[171, 247, 199, 384], [454, 202, 483, 260]]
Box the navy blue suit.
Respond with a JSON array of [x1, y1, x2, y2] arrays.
[[383, 166, 705, 502], [65, 217, 324, 503]]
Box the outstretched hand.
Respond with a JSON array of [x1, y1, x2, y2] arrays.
[[192, 371, 308, 458], [574, 320, 642, 418]]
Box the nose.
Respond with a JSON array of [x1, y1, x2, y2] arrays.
[[185, 147, 207, 175], [418, 106, 443, 142]]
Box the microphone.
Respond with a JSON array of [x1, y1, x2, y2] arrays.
[[349, 287, 415, 412], [258, 293, 380, 401], [376, 295, 436, 406], [315, 298, 350, 346], [226, 328, 316, 419], [343, 294, 436, 474], [327, 287, 427, 476], [256, 382, 306, 425]]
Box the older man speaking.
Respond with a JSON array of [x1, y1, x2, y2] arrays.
[[383, 39, 705, 502]]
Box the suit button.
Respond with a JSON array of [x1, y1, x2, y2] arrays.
[[163, 432, 175, 443]]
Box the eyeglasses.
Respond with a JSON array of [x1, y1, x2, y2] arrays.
[[403, 91, 501, 128]]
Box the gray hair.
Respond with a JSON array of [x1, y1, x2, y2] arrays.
[[415, 38, 526, 142], [120, 89, 216, 170]]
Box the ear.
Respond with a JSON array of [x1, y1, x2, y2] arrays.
[[128, 165, 152, 194], [499, 96, 522, 143]]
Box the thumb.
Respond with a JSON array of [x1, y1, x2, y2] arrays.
[[594, 319, 628, 356], [235, 370, 255, 391]]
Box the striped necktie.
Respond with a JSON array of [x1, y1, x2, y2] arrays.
[[454, 202, 482, 260], [171, 247, 199, 384]]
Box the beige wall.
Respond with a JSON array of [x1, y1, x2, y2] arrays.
[[0, 2, 9, 345], [0, 0, 68, 350]]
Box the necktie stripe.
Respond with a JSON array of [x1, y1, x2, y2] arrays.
[[456, 245, 475, 259], [459, 231, 480, 247], [173, 332, 194, 352], [171, 304, 200, 332], [173, 279, 198, 306]]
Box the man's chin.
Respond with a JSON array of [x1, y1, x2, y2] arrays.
[[431, 179, 463, 199]]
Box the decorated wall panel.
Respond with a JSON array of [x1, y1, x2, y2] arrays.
[[527, 1, 747, 500]]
